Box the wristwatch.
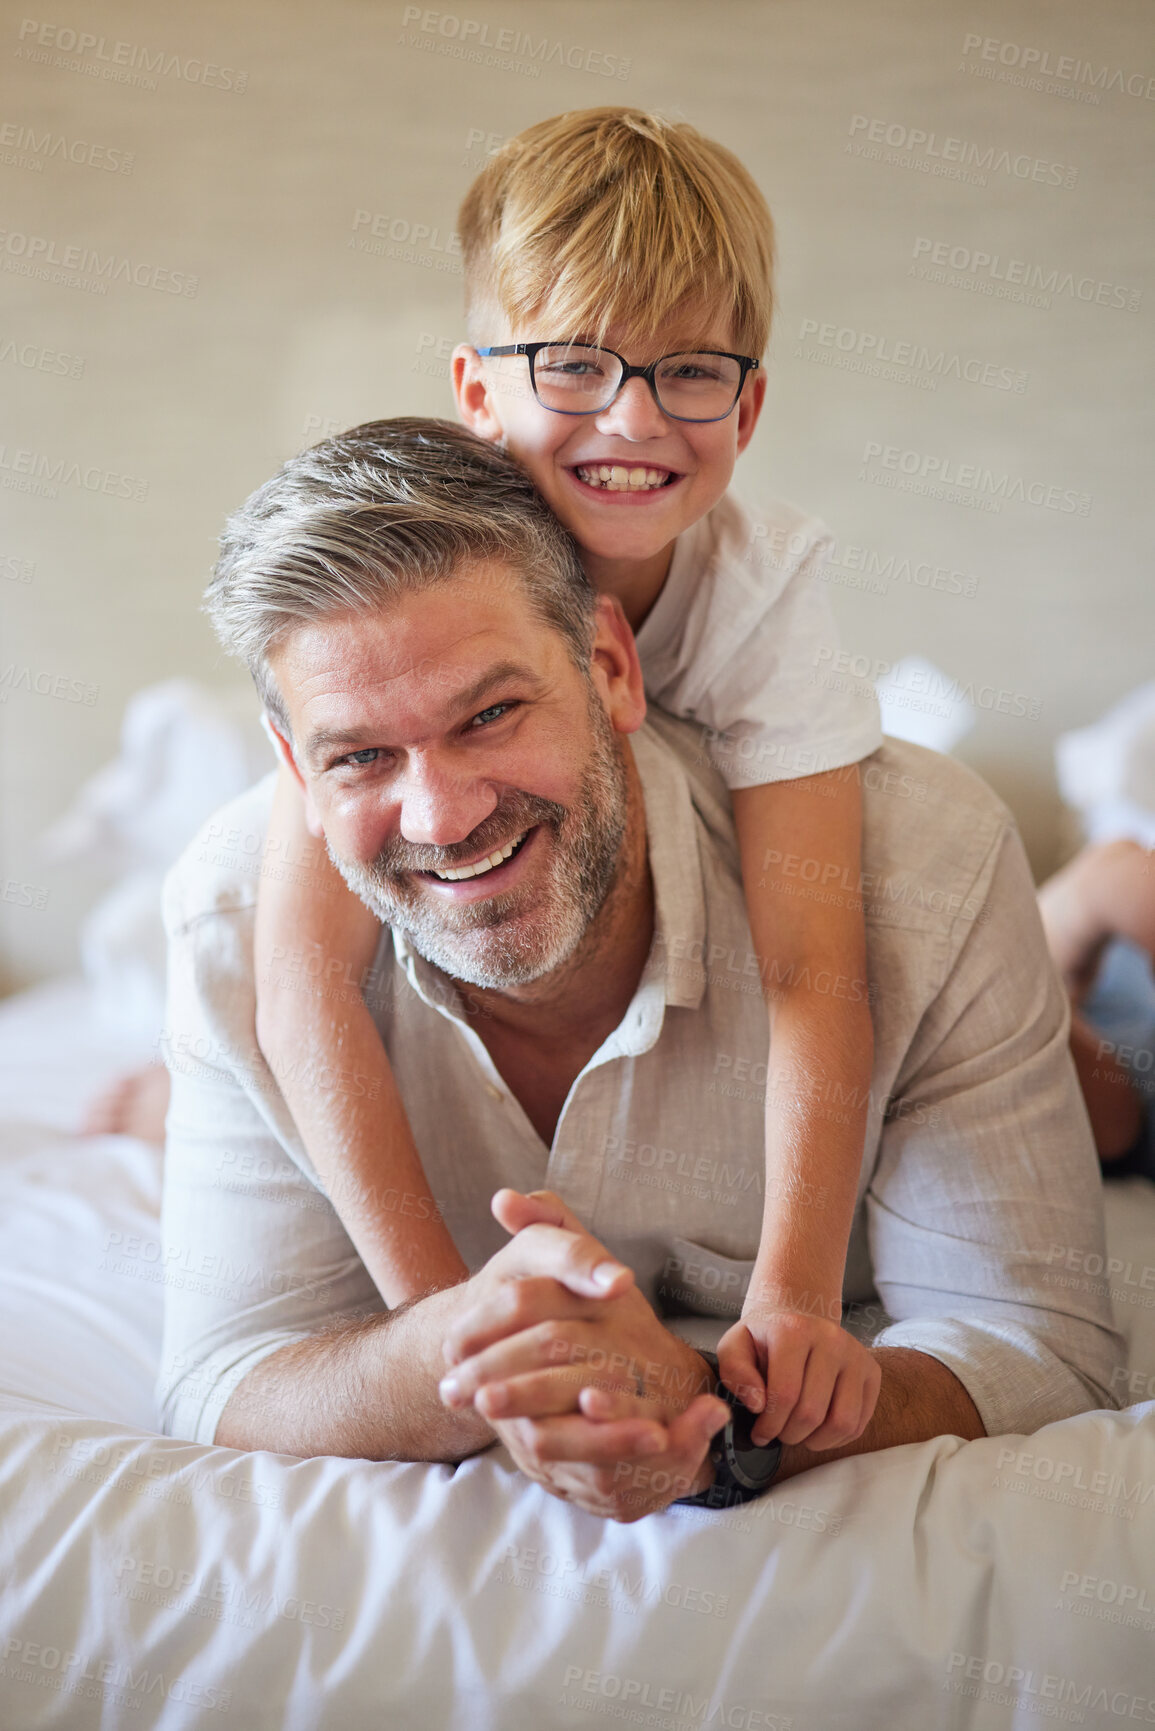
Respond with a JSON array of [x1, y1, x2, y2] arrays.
[[674, 1350, 783, 1509]]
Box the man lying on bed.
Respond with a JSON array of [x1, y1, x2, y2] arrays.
[[158, 418, 1122, 1523]]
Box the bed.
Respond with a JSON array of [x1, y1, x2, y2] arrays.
[[4, 682, 1154, 1728], [1, 974, 1154, 1730]]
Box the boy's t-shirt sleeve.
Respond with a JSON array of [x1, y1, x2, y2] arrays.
[[634, 492, 884, 789]]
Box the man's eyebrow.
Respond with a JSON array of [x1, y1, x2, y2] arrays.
[[452, 660, 546, 714], [304, 725, 377, 763], [304, 660, 546, 765]]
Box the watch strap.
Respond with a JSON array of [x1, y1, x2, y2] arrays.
[[673, 1350, 783, 1509]]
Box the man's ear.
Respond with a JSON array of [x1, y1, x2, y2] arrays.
[[734, 367, 766, 456], [589, 595, 647, 736], [265, 714, 326, 839], [452, 344, 505, 442]]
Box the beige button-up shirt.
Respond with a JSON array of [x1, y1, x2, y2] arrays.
[[157, 712, 1123, 1446]]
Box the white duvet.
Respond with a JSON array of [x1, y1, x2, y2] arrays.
[[1, 980, 1154, 1730]]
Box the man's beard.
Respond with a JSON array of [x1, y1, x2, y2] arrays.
[[328, 689, 629, 990]]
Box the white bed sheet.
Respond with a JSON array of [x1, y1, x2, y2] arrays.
[[1, 980, 1154, 1730]]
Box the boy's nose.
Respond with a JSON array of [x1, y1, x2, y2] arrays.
[[592, 375, 672, 441]]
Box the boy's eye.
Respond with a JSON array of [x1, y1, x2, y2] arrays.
[[662, 360, 724, 383], [539, 358, 606, 379]]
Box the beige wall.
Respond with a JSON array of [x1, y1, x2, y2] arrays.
[[1, 0, 1151, 988]]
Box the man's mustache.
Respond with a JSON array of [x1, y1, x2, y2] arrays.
[[367, 792, 569, 881]]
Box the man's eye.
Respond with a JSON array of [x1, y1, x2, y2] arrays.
[[470, 702, 514, 728], [342, 748, 380, 766]]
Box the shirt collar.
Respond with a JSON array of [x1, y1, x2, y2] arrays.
[[628, 722, 708, 1011], [391, 719, 709, 1037]]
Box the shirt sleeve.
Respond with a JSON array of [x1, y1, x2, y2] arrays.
[[157, 889, 379, 1445], [865, 821, 1126, 1435]]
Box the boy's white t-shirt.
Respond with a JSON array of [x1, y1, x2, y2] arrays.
[[634, 491, 883, 789]]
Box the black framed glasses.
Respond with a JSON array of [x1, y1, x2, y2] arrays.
[[476, 342, 760, 423]]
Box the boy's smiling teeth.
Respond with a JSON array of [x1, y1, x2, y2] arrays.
[[575, 464, 673, 492], [432, 831, 527, 882]]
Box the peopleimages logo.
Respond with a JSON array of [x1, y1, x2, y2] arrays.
[[0, 121, 134, 173], [995, 1446, 1155, 1503], [0, 336, 84, 377], [0, 663, 98, 704], [860, 440, 1091, 516], [797, 319, 1027, 393], [0, 1635, 232, 1712], [847, 114, 1078, 188], [911, 237, 1140, 313], [558, 1666, 791, 1729], [14, 19, 248, 91], [0, 444, 147, 501], [945, 1651, 1155, 1721], [397, 7, 631, 79], [0, 229, 198, 296], [1058, 1570, 1155, 1616], [961, 34, 1155, 101]]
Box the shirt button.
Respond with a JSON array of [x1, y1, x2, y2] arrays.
[[486, 1082, 503, 1102]]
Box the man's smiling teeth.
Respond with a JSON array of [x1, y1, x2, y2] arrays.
[[432, 832, 525, 882], [575, 464, 672, 492]]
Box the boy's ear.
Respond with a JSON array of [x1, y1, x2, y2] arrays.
[[734, 368, 767, 456], [589, 595, 646, 737], [452, 344, 505, 442], [265, 715, 326, 839]]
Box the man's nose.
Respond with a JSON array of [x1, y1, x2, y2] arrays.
[[593, 374, 672, 442], [396, 754, 498, 848]]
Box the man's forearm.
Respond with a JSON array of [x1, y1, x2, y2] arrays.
[[772, 1347, 984, 1485], [214, 1295, 495, 1462]]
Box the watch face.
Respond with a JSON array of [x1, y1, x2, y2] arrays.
[[725, 1402, 782, 1491]]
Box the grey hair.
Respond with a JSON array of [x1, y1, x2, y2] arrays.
[[204, 417, 596, 737]]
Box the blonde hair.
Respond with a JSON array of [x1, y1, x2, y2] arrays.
[[459, 107, 775, 357]]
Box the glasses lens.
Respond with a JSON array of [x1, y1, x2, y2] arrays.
[[654, 353, 743, 420], [531, 345, 622, 412]]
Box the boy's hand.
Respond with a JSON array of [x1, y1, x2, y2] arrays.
[[717, 1306, 881, 1449], [438, 1188, 729, 1519]]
